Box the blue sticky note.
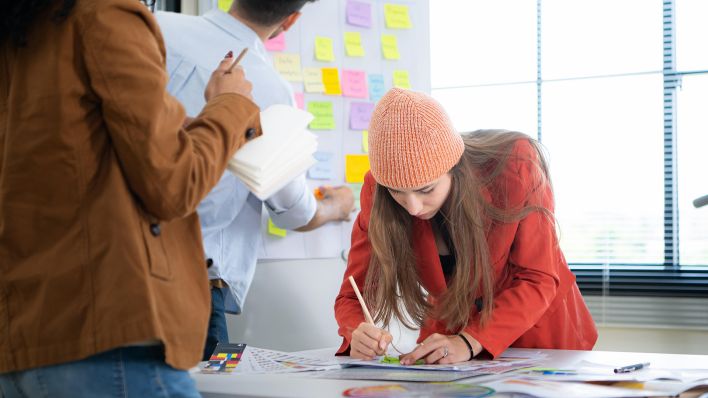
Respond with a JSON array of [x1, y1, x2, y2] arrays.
[[368, 74, 385, 103], [308, 151, 334, 180]]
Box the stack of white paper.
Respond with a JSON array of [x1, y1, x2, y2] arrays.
[[227, 104, 317, 200]]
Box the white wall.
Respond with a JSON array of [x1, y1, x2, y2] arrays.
[[229, 259, 708, 355]]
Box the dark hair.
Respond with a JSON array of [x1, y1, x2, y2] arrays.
[[235, 0, 318, 26], [0, 0, 76, 47]]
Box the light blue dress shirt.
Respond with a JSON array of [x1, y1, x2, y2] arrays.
[[157, 10, 316, 313]]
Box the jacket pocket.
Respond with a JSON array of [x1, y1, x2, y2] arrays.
[[140, 217, 171, 281]]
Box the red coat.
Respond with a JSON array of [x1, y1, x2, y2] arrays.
[[335, 140, 598, 358]]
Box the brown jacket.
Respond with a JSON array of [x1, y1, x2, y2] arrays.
[[0, 0, 262, 372]]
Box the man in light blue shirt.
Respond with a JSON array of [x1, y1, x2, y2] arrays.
[[157, 0, 354, 359]]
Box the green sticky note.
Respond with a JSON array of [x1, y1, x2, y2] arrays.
[[349, 183, 363, 209], [307, 101, 336, 130], [268, 219, 287, 238], [381, 355, 424, 365], [217, 0, 231, 12]]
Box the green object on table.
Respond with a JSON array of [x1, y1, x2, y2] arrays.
[[381, 355, 424, 365]]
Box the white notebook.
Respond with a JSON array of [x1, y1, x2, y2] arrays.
[[227, 104, 317, 200]]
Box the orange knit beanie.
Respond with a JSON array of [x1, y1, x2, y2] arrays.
[[368, 88, 464, 189]]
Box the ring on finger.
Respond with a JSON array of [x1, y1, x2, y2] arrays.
[[442, 346, 448, 358]]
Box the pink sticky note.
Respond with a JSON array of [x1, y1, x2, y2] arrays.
[[265, 32, 286, 51], [294, 92, 305, 110], [350, 102, 375, 130], [341, 70, 368, 98], [346, 0, 372, 28]]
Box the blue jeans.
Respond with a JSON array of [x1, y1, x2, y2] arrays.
[[202, 286, 229, 361], [0, 346, 200, 398]]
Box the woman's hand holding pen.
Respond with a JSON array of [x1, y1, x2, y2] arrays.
[[399, 332, 482, 365], [204, 49, 253, 102], [350, 322, 393, 360]]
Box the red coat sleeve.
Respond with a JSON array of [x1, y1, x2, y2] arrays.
[[334, 172, 377, 355], [463, 140, 563, 358]]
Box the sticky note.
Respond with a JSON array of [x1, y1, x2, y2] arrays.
[[346, 0, 372, 28], [381, 34, 400, 60], [273, 53, 302, 82], [350, 102, 375, 130], [265, 32, 286, 51], [308, 151, 334, 180], [362, 130, 369, 153], [322, 68, 342, 96], [344, 32, 365, 57], [393, 70, 411, 89], [345, 154, 370, 183], [341, 70, 368, 98], [303, 68, 325, 93], [307, 101, 336, 130], [294, 92, 304, 110], [349, 183, 363, 208], [384, 4, 412, 29], [368, 74, 385, 102], [217, 0, 231, 12], [268, 219, 287, 238], [315, 36, 335, 62]]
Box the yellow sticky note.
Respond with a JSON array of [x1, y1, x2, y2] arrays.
[[321, 68, 342, 96], [218, 0, 232, 12], [381, 34, 400, 60], [345, 154, 370, 183], [384, 4, 412, 29], [362, 130, 369, 153], [303, 68, 325, 93], [315, 36, 335, 62], [268, 219, 287, 238], [273, 53, 302, 82], [393, 70, 411, 89], [344, 32, 365, 57], [307, 101, 336, 130]]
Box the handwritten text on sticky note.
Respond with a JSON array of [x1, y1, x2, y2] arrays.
[[342, 70, 368, 98], [350, 102, 375, 130]]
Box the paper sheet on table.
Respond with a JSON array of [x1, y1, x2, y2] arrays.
[[482, 377, 670, 398]]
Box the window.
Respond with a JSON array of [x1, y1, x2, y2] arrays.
[[430, 0, 708, 297]]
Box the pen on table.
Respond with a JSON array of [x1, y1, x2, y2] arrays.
[[614, 362, 650, 373], [226, 48, 248, 73]]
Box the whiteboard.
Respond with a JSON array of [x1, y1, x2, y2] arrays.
[[202, 0, 431, 259]]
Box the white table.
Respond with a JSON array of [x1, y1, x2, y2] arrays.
[[193, 348, 708, 398]]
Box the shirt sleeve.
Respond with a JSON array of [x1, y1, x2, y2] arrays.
[[80, 1, 261, 221], [264, 174, 316, 230], [463, 140, 562, 358]]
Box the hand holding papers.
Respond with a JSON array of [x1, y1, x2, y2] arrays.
[[227, 105, 317, 200]]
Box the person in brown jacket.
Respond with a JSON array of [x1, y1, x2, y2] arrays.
[[0, 0, 262, 396]]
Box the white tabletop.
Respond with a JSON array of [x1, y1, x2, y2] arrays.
[[193, 347, 708, 398]]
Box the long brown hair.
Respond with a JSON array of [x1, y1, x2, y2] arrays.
[[364, 129, 554, 332]]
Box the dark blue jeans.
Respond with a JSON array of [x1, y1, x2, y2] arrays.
[[0, 346, 200, 398], [202, 286, 229, 361]]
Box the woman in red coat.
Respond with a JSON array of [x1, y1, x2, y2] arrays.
[[334, 88, 597, 365]]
